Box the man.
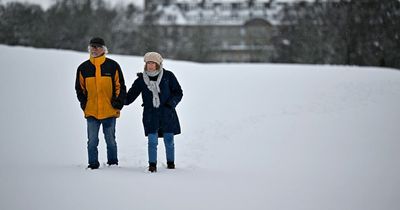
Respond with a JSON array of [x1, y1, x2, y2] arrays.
[[75, 37, 126, 169]]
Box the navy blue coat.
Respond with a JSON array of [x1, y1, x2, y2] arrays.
[[125, 69, 183, 137]]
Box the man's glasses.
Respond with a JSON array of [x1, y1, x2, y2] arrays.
[[90, 45, 102, 49]]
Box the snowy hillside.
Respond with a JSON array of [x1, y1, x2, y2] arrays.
[[1, 45, 400, 210]]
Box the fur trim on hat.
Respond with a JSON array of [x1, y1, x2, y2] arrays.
[[144, 52, 163, 65]]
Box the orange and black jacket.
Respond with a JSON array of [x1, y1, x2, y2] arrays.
[[75, 55, 126, 119]]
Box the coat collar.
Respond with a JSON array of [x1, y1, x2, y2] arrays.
[[89, 54, 106, 66]]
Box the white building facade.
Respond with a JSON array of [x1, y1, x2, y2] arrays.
[[143, 0, 287, 62]]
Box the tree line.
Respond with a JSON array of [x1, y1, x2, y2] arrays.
[[274, 0, 400, 68], [0, 0, 399, 69], [0, 0, 145, 54]]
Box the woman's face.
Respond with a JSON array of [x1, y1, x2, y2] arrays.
[[146, 61, 157, 71]]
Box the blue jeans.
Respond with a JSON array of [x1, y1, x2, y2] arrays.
[[87, 117, 118, 166], [148, 133, 174, 164]]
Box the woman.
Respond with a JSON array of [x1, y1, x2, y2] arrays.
[[125, 52, 183, 172]]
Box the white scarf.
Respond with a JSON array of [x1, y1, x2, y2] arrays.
[[143, 67, 163, 108]]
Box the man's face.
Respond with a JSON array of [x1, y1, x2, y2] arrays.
[[89, 45, 105, 58]]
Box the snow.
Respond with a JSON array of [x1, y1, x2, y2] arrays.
[[1, 45, 400, 210], [156, 1, 279, 26]]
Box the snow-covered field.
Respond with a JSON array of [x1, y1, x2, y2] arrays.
[[1, 45, 400, 210]]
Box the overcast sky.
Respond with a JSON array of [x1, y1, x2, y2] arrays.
[[0, 0, 305, 9], [0, 0, 143, 8]]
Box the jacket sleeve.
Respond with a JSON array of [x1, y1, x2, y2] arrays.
[[111, 65, 127, 110], [75, 68, 87, 110], [125, 74, 143, 105], [166, 72, 183, 108]]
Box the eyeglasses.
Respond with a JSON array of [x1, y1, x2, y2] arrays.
[[90, 45, 102, 49]]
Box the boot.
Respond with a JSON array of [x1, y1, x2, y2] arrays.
[[107, 160, 118, 166], [87, 162, 100, 170], [149, 162, 157, 173], [167, 161, 175, 169]]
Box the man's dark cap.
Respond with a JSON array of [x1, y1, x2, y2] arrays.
[[89, 37, 105, 47]]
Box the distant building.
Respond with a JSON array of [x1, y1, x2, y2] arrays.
[[143, 0, 287, 62]]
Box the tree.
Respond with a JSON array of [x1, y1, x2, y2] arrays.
[[44, 0, 117, 51], [273, 0, 400, 69], [0, 2, 45, 47]]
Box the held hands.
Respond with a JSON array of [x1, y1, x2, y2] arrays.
[[111, 97, 124, 110]]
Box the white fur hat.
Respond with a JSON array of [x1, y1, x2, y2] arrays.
[[144, 52, 163, 65]]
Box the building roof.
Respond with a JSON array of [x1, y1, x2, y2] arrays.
[[151, 0, 285, 26]]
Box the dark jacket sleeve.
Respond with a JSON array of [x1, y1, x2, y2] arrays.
[[75, 67, 87, 110], [166, 72, 183, 108], [125, 73, 143, 105], [111, 64, 127, 110]]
